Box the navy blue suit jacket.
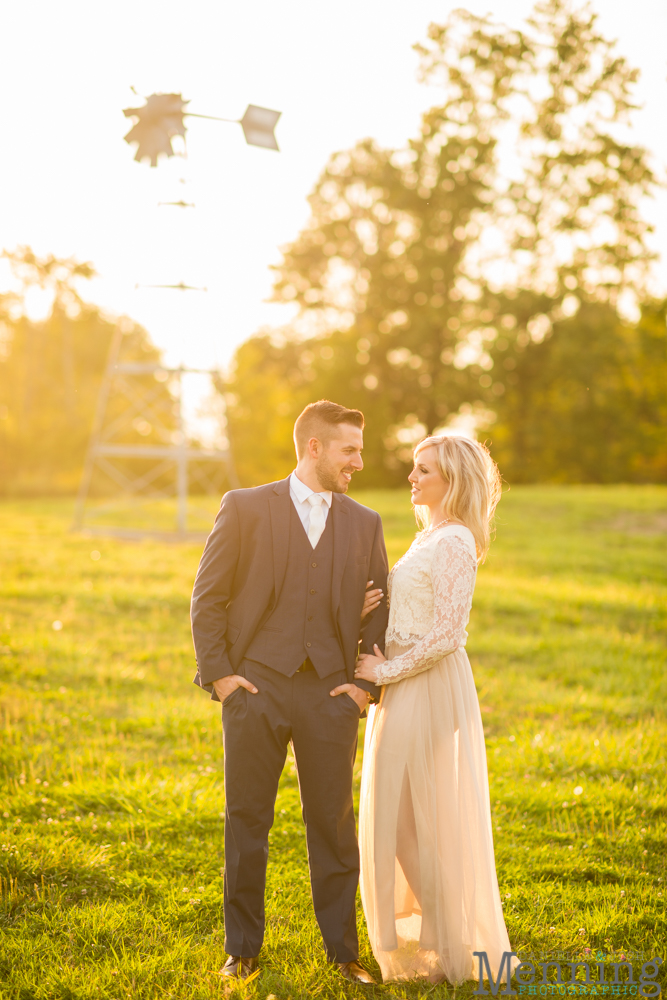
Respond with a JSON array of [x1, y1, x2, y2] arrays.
[[190, 476, 389, 702]]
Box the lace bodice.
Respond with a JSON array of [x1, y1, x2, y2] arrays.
[[376, 523, 478, 685]]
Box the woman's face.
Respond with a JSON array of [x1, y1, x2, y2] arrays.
[[409, 446, 448, 511]]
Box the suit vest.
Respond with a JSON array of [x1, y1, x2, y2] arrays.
[[244, 500, 344, 679]]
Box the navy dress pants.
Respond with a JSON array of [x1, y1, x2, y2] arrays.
[[221, 659, 362, 961]]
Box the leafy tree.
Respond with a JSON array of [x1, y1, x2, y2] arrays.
[[225, 334, 309, 485], [629, 301, 667, 482], [239, 0, 660, 484], [0, 249, 165, 495], [490, 299, 667, 482]]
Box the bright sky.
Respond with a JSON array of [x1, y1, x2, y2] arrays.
[[2, 0, 666, 371]]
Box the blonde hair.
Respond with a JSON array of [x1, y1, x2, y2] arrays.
[[413, 435, 502, 562]]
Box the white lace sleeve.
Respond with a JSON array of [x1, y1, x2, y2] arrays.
[[375, 534, 477, 685]]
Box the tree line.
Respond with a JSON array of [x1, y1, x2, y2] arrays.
[[225, 299, 667, 487], [1, 1, 665, 496], [0, 249, 171, 496]]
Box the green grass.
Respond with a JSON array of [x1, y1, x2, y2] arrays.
[[0, 486, 666, 999]]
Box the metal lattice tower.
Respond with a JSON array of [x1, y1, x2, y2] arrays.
[[73, 328, 238, 540]]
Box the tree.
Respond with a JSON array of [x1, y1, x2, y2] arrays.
[[0, 249, 166, 495], [489, 299, 667, 482], [226, 334, 309, 485], [2, 247, 97, 422], [251, 0, 659, 483]]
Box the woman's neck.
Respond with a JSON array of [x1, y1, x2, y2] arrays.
[[428, 508, 465, 529]]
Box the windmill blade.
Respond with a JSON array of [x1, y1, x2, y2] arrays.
[[240, 105, 281, 151], [136, 282, 208, 292], [123, 93, 189, 167]]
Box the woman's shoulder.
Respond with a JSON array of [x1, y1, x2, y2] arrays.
[[429, 523, 477, 561]]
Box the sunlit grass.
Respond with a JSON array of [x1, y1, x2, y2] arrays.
[[76, 496, 222, 536], [0, 486, 666, 998]]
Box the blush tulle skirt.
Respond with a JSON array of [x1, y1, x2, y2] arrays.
[[359, 643, 515, 984]]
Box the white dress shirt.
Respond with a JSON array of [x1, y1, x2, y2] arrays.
[[289, 471, 332, 536]]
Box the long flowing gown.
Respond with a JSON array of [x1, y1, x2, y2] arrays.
[[359, 523, 514, 984]]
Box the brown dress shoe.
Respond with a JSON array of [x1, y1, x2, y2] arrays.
[[336, 960, 377, 984], [219, 955, 259, 980]]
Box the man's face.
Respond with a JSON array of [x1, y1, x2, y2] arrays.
[[315, 423, 364, 493]]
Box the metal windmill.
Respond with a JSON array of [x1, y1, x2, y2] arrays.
[[73, 326, 240, 540], [74, 91, 281, 539]]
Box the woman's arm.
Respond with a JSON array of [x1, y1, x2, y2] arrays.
[[358, 533, 476, 686]]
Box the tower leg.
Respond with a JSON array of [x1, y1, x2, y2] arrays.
[[72, 326, 123, 531], [176, 369, 188, 534]]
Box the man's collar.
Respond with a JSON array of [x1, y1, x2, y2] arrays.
[[290, 470, 333, 508]]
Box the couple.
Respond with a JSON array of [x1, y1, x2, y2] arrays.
[[190, 399, 513, 985]]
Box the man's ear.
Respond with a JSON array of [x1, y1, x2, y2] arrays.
[[308, 436, 322, 459]]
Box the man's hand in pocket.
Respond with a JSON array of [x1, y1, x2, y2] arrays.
[[329, 682, 369, 712], [212, 675, 258, 703]]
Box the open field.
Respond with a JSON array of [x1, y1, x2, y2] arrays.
[[1, 486, 666, 999]]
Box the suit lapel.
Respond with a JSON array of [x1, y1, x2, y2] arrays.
[[269, 478, 291, 602], [331, 494, 350, 615]]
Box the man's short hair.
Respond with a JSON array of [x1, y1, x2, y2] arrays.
[[293, 400, 364, 459]]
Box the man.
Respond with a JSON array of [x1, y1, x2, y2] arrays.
[[191, 400, 388, 984]]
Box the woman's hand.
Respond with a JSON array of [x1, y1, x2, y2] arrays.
[[354, 644, 387, 683], [360, 580, 384, 622]]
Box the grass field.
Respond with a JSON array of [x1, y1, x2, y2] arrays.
[[0, 486, 666, 1000]]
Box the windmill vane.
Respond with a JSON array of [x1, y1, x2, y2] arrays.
[[123, 93, 281, 166]]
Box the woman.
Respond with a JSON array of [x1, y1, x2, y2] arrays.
[[354, 434, 514, 984]]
